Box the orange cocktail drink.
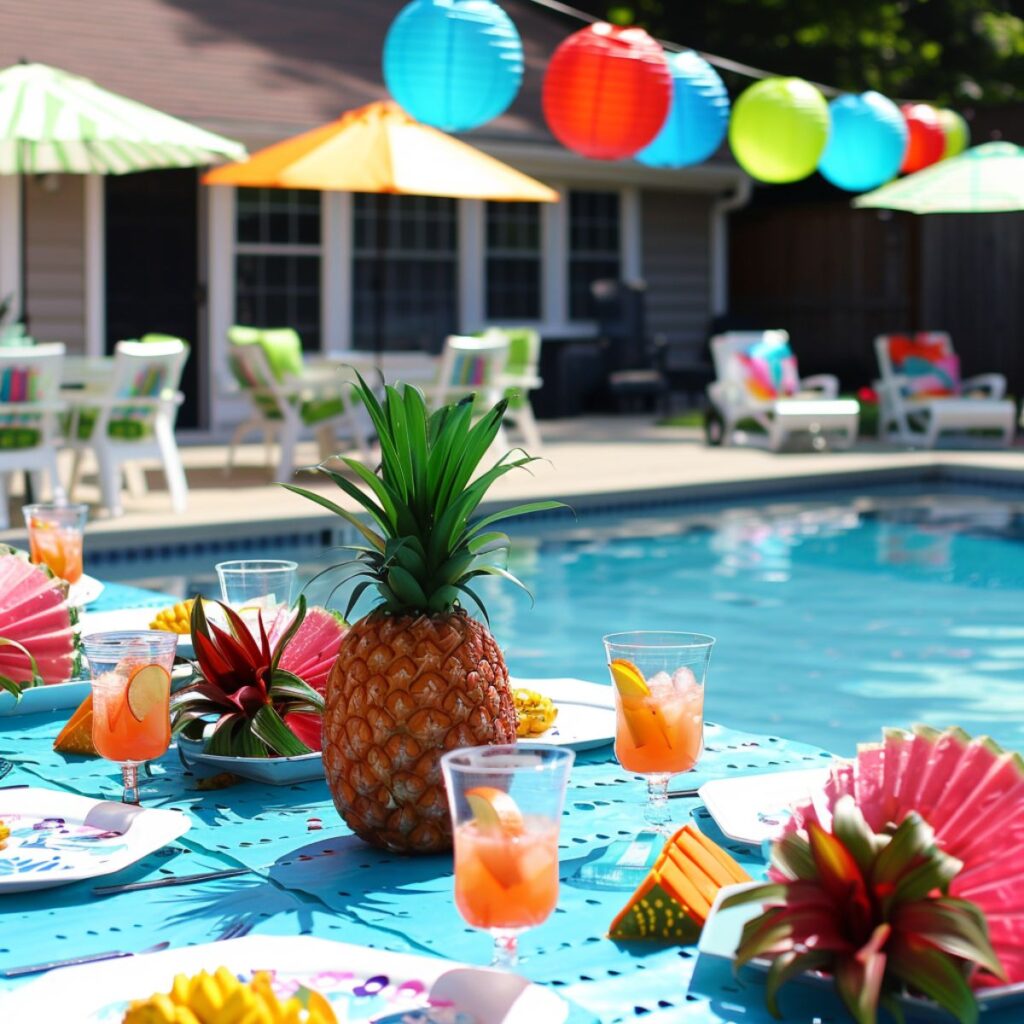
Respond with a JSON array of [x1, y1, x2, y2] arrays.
[[442, 745, 574, 968], [23, 503, 88, 583], [454, 818, 560, 931], [84, 631, 177, 803]]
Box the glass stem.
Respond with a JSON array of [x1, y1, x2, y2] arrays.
[[121, 763, 140, 805], [645, 773, 671, 833], [491, 930, 519, 969]]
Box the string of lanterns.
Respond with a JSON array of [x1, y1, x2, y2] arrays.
[[381, 0, 971, 191]]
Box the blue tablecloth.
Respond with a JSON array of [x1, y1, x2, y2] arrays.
[[3, 585, 1016, 1023]]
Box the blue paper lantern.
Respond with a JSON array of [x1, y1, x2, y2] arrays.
[[635, 51, 730, 168], [383, 0, 523, 133], [818, 92, 908, 192]]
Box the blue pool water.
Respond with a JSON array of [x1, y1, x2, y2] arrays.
[[92, 487, 1024, 756]]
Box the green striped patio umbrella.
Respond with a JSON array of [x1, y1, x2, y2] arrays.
[[854, 141, 1024, 214], [0, 62, 245, 173]]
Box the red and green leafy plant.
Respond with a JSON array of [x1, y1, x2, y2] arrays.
[[721, 795, 1005, 1024], [170, 596, 324, 757]]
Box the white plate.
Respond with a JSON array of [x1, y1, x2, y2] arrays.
[[78, 607, 194, 659], [698, 885, 1024, 1016], [0, 788, 189, 894], [67, 574, 105, 608], [698, 768, 832, 846], [0, 935, 568, 1022], [176, 737, 325, 785], [511, 676, 614, 752]]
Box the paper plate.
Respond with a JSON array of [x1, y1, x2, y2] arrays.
[[0, 934, 569, 1022], [511, 677, 614, 752], [68, 574, 105, 608], [0, 788, 189, 894], [698, 767, 832, 846]]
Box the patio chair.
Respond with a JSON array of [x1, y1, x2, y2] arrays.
[[482, 326, 543, 450], [431, 334, 511, 448], [66, 339, 189, 516], [0, 343, 66, 528], [874, 332, 1015, 448], [706, 331, 859, 451], [226, 326, 370, 481]]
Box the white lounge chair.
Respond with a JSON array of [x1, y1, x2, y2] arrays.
[[430, 334, 511, 449], [482, 326, 544, 450], [67, 339, 189, 516], [706, 331, 859, 451], [0, 343, 66, 528], [874, 333, 1015, 448]]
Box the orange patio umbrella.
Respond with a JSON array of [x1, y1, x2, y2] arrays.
[[204, 100, 557, 358]]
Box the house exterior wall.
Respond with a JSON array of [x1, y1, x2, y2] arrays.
[[25, 174, 86, 352], [641, 189, 712, 361]]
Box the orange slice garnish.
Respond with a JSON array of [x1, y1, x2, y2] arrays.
[[609, 658, 650, 698], [465, 786, 525, 834]]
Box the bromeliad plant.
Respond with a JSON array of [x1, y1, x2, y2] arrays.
[[721, 796, 1004, 1024], [170, 596, 325, 757]]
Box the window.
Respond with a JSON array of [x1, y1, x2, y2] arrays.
[[568, 190, 621, 320], [486, 201, 541, 320], [235, 188, 321, 348], [352, 194, 457, 351]]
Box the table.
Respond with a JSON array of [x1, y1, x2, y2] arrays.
[[3, 590, 1015, 1023], [322, 350, 438, 386]]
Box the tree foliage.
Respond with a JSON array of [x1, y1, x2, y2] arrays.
[[578, 1, 1024, 105]]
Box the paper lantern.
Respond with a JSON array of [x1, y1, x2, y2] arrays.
[[818, 92, 907, 192], [542, 23, 672, 160], [938, 108, 970, 159], [383, 0, 523, 132], [635, 51, 730, 168], [900, 103, 945, 173], [728, 77, 830, 184]]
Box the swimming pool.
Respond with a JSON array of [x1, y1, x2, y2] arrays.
[[90, 486, 1024, 756]]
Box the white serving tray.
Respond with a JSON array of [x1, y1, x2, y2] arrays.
[[698, 767, 832, 846], [0, 934, 569, 1023], [0, 787, 189, 894], [176, 737, 325, 785], [511, 676, 614, 752]]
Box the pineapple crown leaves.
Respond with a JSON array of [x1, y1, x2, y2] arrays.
[[282, 371, 567, 621], [169, 595, 324, 758], [721, 796, 1005, 1024]]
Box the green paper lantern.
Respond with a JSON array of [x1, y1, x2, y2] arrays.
[[938, 109, 970, 160], [729, 77, 830, 184]]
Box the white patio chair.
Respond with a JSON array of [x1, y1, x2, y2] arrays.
[[874, 332, 1015, 448], [483, 326, 544, 451], [226, 327, 370, 481], [0, 343, 66, 528], [430, 334, 511, 448], [707, 331, 859, 451], [67, 339, 189, 516]]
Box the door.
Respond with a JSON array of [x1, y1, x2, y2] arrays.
[[105, 169, 201, 428]]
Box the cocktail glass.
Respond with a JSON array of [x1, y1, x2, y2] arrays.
[[604, 631, 715, 834], [441, 744, 574, 969], [23, 502, 88, 583], [84, 631, 178, 803], [215, 559, 297, 613]]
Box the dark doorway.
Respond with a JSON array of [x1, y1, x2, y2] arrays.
[[105, 169, 201, 428]]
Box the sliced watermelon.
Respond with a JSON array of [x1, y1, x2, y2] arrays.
[[908, 726, 971, 822], [283, 711, 323, 751], [939, 752, 1024, 851], [0, 547, 77, 686], [852, 742, 887, 830], [277, 606, 346, 694], [926, 735, 1002, 832]]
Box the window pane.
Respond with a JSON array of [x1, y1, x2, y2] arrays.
[[351, 194, 458, 350], [485, 202, 541, 320], [235, 254, 321, 348], [568, 190, 621, 319], [236, 188, 321, 246]]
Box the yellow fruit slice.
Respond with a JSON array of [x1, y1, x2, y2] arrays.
[[609, 658, 650, 698], [465, 786, 525, 834], [126, 664, 171, 722]]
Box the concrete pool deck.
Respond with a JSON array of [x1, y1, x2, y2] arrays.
[[6, 416, 1023, 553]]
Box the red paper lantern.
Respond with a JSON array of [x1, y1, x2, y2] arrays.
[[542, 23, 671, 160], [900, 103, 945, 173]]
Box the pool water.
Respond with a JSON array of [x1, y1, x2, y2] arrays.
[[92, 488, 1024, 756]]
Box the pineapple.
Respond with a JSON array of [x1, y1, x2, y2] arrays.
[[286, 375, 562, 853]]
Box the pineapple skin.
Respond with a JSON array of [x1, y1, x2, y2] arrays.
[[324, 609, 517, 853]]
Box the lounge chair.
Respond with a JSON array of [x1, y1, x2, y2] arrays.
[[431, 334, 511, 449], [481, 326, 544, 450], [0, 343, 66, 527], [226, 326, 370, 481], [706, 331, 859, 451], [874, 333, 1015, 448], [66, 339, 189, 516]]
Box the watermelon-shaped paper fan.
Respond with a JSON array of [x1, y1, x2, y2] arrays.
[[0, 545, 78, 690], [783, 725, 1024, 986]]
